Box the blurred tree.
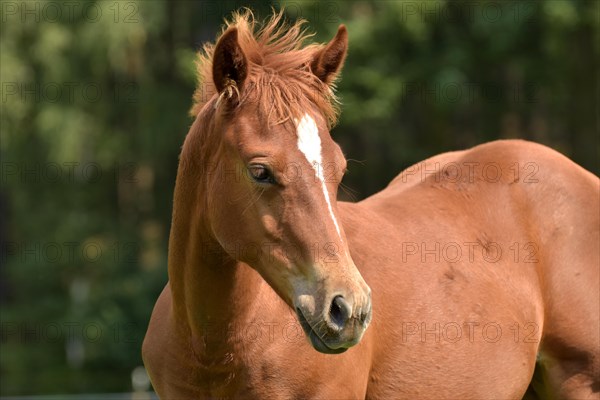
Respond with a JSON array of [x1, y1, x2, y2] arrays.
[[2, 0, 236, 394]]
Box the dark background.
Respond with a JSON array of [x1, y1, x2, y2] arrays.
[[1, 0, 598, 395]]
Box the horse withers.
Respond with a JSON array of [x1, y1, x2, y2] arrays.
[[143, 11, 600, 399]]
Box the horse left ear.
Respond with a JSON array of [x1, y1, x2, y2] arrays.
[[212, 27, 248, 97], [310, 25, 348, 86]]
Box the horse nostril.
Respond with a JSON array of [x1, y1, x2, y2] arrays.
[[329, 295, 351, 329]]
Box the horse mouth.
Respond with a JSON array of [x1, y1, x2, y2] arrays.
[[295, 308, 348, 355]]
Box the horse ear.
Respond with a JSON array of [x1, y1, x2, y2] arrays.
[[212, 27, 248, 96], [310, 25, 348, 86]]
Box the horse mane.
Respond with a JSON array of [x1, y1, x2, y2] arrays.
[[190, 9, 340, 127]]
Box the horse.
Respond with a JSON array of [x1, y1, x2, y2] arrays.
[[142, 11, 599, 399]]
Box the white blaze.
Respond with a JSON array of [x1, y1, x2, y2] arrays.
[[295, 113, 342, 239]]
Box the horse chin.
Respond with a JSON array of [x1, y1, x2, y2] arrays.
[[296, 308, 349, 355], [307, 329, 349, 355]]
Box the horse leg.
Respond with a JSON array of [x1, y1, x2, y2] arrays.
[[525, 157, 600, 399], [535, 237, 600, 398], [544, 358, 599, 399]]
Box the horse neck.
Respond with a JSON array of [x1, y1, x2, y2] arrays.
[[167, 117, 264, 339]]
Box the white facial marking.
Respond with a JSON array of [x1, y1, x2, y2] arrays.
[[295, 113, 342, 239]]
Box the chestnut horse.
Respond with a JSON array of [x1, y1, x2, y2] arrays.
[[143, 11, 599, 399]]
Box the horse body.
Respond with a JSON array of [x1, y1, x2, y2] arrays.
[[144, 139, 599, 399], [143, 11, 599, 399]]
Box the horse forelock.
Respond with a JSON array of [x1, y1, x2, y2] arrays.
[[190, 9, 340, 128]]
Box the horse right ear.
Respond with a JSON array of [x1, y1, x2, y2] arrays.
[[310, 25, 348, 86], [212, 27, 248, 100]]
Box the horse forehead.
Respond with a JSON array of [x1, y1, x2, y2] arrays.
[[233, 111, 338, 166]]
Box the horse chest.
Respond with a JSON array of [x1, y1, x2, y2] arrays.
[[195, 351, 238, 389], [191, 339, 282, 397]]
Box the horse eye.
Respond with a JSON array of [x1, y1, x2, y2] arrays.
[[249, 165, 275, 184]]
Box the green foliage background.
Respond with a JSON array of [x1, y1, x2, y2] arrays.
[[1, 0, 598, 395]]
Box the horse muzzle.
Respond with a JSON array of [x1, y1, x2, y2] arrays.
[[295, 292, 372, 354]]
